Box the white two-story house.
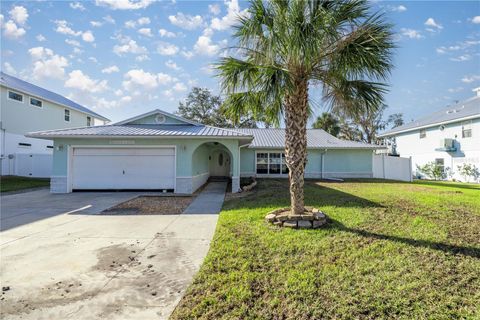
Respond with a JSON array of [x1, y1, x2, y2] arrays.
[[379, 88, 480, 182], [0, 72, 109, 177]]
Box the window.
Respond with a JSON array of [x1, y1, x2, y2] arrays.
[[30, 97, 42, 108], [64, 109, 70, 122], [256, 152, 289, 175], [269, 153, 281, 174], [8, 91, 23, 102], [281, 153, 289, 174], [87, 116, 92, 126], [419, 129, 426, 139], [462, 120, 472, 138], [256, 153, 269, 174], [18, 142, 31, 148], [435, 158, 444, 173]]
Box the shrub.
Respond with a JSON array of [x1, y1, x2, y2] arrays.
[[457, 163, 480, 182], [416, 162, 448, 180]]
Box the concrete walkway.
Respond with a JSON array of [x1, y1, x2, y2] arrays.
[[183, 182, 227, 214], [0, 190, 219, 320]]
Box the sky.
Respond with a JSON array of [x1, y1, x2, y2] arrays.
[[1, 0, 479, 124]]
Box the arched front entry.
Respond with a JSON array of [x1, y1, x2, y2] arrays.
[[190, 141, 238, 193]]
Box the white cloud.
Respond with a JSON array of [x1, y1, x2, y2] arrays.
[[90, 21, 102, 27], [472, 16, 480, 24], [173, 82, 187, 92], [165, 59, 181, 70], [3, 20, 26, 39], [194, 30, 225, 56], [138, 27, 152, 37], [135, 54, 150, 62], [122, 69, 173, 91], [95, 0, 155, 10], [103, 15, 116, 24], [181, 50, 194, 59], [54, 20, 81, 36], [209, 4, 221, 15], [65, 70, 108, 93], [36, 34, 46, 42], [3, 62, 16, 75], [390, 5, 407, 12], [450, 54, 471, 62], [125, 20, 137, 28], [137, 17, 150, 25], [82, 30, 95, 42], [113, 38, 147, 55], [447, 87, 463, 93], [28, 47, 69, 80], [157, 41, 179, 55], [65, 39, 81, 47], [400, 28, 423, 39], [461, 75, 480, 83], [88, 57, 98, 63], [210, 0, 248, 31], [9, 6, 28, 25], [424, 18, 443, 30], [70, 2, 86, 11], [169, 12, 204, 30], [114, 89, 123, 96], [159, 28, 176, 38]]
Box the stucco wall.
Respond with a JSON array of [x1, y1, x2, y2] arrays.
[[239, 148, 373, 178]]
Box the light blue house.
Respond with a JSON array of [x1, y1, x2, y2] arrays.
[[28, 109, 381, 193]]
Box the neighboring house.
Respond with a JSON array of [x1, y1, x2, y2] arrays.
[[0, 72, 109, 177], [27, 109, 382, 194], [378, 88, 480, 181]]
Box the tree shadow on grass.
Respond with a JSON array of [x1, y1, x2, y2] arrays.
[[413, 180, 480, 191], [327, 218, 480, 259]]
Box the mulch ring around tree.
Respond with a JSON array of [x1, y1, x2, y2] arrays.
[[265, 207, 328, 229], [101, 196, 193, 215]]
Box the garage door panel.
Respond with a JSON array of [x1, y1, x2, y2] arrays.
[[72, 148, 175, 190]]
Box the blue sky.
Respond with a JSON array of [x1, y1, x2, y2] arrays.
[[1, 0, 479, 124]]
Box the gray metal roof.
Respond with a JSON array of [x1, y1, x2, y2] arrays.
[[27, 124, 252, 138], [379, 96, 480, 137], [235, 128, 382, 149], [0, 72, 109, 122]]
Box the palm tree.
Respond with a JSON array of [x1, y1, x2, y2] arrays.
[[218, 0, 394, 215], [313, 112, 341, 136]]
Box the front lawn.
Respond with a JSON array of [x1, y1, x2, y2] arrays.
[[0, 176, 50, 193], [171, 179, 480, 319]]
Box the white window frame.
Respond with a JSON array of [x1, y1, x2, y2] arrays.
[[30, 97, 43, 108], [255, 151, 288, 176], [8, 90, 24, 103], [64, 109, 71, 122], [462, 120, 472, 138], [87, 116, 92, 127]]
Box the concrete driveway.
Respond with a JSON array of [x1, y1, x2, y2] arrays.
[[0, 190, 219, 320]]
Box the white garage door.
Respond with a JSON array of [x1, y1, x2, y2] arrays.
[[72, 147, 175, 190]]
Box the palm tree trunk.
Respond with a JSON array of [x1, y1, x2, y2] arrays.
[[284, 78, 309, 216]]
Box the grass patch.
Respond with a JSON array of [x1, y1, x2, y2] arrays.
[[171, 179, 480, 320], [0, 176, 50, 193]]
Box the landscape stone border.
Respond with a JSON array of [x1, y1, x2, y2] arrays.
[[265, 207, 328, 229], [242, 179, 257, 192]]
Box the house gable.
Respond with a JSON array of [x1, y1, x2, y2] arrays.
[[114, 109, 201, 126]]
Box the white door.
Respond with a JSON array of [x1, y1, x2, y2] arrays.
[[210, 150, 230, 177], [71, 147, 175, 190]]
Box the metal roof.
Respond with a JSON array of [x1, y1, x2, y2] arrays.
[[27, 124, 252, 138], [379, 95, 480, 137], [0, 72, 109, 122], [235, 128, 382, 149]]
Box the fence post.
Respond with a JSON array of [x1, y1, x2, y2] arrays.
[[382, 154, 386, 179], [409, 156, 413, 182]]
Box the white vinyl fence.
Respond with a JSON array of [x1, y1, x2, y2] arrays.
[[1, 153, 52, 178], [373, 154, 412, 182]]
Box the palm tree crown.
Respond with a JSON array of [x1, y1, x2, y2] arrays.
[[217, 0, 395, 215]]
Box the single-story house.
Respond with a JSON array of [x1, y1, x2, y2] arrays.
[[28, 109, 383, 193]]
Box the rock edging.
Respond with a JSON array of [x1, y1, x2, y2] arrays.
[[242, 179, 257, 192], [265, 207, 328, 229]]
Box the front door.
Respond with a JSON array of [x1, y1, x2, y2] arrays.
[[210, 150, 230, 177]]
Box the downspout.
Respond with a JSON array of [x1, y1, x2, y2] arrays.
[[238, 142, 251, 179], [321, 149, 327, 179]]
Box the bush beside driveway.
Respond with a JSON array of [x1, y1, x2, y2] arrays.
[[171, 179, 480, 319]]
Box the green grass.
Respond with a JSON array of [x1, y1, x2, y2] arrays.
[[0, 176, 50, 193], [171, 179, 480, 320]]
